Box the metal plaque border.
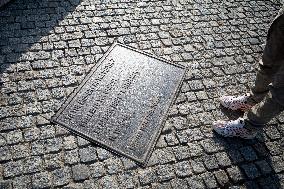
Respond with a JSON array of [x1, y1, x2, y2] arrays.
[[51, 42, 188, 166]]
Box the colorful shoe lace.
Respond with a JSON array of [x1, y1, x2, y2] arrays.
[[212, 118, 257, 139], [220, 93, 254, 111]]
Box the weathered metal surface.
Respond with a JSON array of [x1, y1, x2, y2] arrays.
[[51, 43, 186, 165]]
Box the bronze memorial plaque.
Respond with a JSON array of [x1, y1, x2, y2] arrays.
[[51, 43, 187, 165]]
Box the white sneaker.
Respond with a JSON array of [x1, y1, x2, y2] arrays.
[[212, 118, 257, 139], [220, 93, 254, 111]]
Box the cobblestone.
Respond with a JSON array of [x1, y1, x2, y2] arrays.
[[52, 167, 71, 187], [0, 146, 11, 162], [0, 0, 283, 188], [214, 170, 229, 187], [215, 152, 232, 168], [11, 143, 29, 159], [190, 158, 206, 174], [31, 171, 51, 189], [72, 164, 90, 181], [175, 161, 192, 177], [12, 175, 31, 189], [44, 153, 62, 170], [138, 168, 156, 186], [22, 156, 42, 174], [227, 166, 244, 183], [79, 146, 98, 163], [90, 162, 106, 178], [156, 164, 175, 182], [5, 130, 23, 145], [64, 149, 80, 165]]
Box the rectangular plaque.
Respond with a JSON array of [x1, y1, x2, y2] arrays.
[[51, 43, 187, 165]]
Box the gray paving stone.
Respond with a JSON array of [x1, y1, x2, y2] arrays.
[[138, 168, 157, 186], [154, 148, 175, 165], [79, 146, 97, 163], [227, 166, 244, 183], [90, 162, 106, 178], [156, 164, 175, 182], [12, 175, 31, 189], [227, 149, 244, 164], [187, 142, 203, 157], [6, 130, 23, 145], [99, 175, 119, 189], [23, 127, 40, 142], [52, 167, 71, 187], [22, 156, 42, 174], [215, 152, 232, 168], [202, 172, 218, 189], [39, 126, 55, 140], [270, 156, 284, 173], [152, 181, 172, 189], [266, 141, 282, 156], [175, 161, 192, 177], [44, 153, 62, 170], [63, 183, 84, 189], [11, 143, 29, 159], [64, 149, 80, 165], [32, 171, 51, 189], [187, 128, 204, 142], [0, 180, 12, 189], [121, 158, 137, 171], [200, 139, 222, 153], [187, 175, 205, 189], [105, 158, 123, 175], [171, 178, 188, 189], [0, 118, 16, 132], [164, 133, 179, 146], [63, 135, 77, 150], [45, 137, 62, 153], [117, 172, 137, 189], [83, 179, 100, 189], [0, 146, 11, 162], [3, 160, 23, 177], [214, 169, 229, 187], [190, 158, 206, 174], [176, 130, 189, 144], [97, 148, 112, 161], [173, 145, 191, 161], [203, 154, 219, 170], [256, 175, 279, 189], [72, 164, 90, 181]]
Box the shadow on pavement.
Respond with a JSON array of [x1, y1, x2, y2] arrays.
[[0, 0, 81, 75], [213, 107, 282, 188]]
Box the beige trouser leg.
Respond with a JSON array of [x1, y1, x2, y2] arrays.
[[244, 13, 284, 129]]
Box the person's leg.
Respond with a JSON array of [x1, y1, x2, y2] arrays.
[[220, 13, 284, 111], [247, 60, 275, 104], [248, 13, 284, 104], [245, 91, 284, 129], [245, 13, 284, 129], [213, 12, 284, 139]]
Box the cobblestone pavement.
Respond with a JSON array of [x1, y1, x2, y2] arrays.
[[0, 0, 284, 188]]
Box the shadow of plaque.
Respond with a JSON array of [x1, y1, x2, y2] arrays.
[[51, 43, 187, 166]]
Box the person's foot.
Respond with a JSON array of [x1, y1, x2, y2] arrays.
[[220, 93, 254, 111], [212, 118, 258, 139]]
